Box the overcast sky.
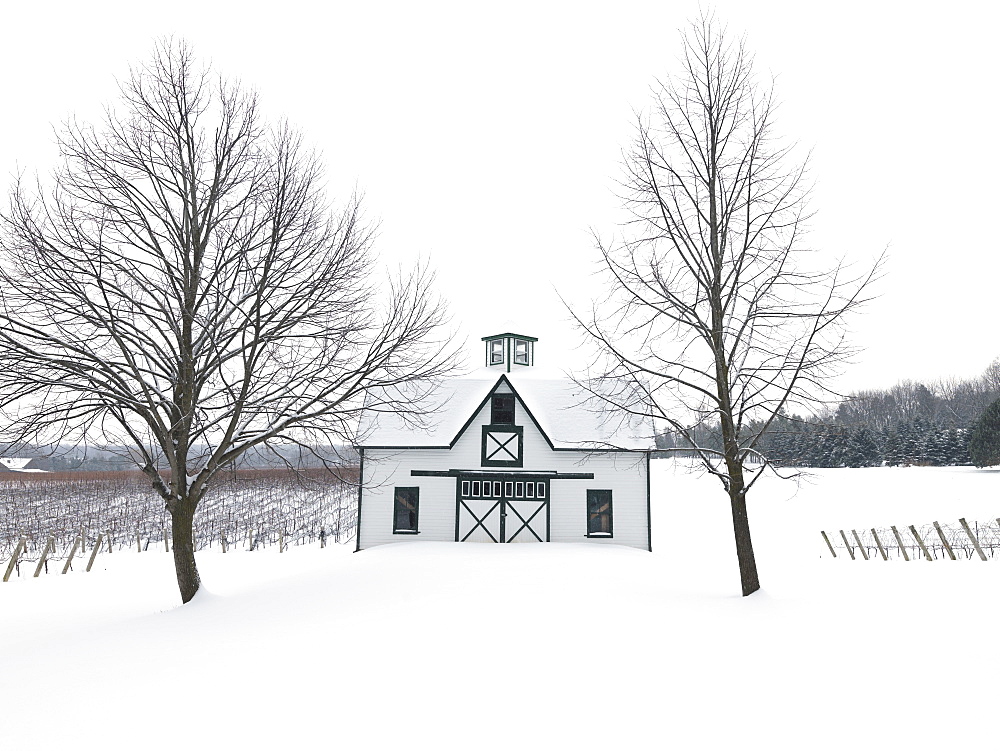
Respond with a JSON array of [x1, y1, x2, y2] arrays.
[[2, 1, 997, 395]]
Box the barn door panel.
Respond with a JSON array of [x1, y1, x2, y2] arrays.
[[503, 499, 547, 543], [458, 499, 501, 543]]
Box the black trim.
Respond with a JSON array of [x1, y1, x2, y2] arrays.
[[357, 371, 652, 454], [586, 489, 613, 538], [481, 425, 524, 467], [481, 333, 538, 342], [355, 448, 365, 552], [392, 487, 420, 534], [411, 469, 594, 479]]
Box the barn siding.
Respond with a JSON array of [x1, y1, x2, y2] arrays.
[[358, 393, 650, 550]]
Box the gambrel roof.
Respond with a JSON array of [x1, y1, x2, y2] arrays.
[[357, 368, 652, 451]]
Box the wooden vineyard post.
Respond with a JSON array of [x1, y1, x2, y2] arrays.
[[851, 530, 869, 561], [909, 525, 933, 561], [61, 537, 81, 575], [871, 529, 889, 561], [86, 533, 105, 572], [33, 537, 55, 577], [4, 536, 27, 582], [891, 526, 910, 561], [839, 530, 855, 560], [932, 521, 956, 561], [959, 518, 988, 561]]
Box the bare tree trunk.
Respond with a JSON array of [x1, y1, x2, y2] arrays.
[[170, 502, 201, 604], [728, 483, 759, 596]]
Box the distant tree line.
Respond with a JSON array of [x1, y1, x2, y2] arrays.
[[656, 358, 1000, 468]]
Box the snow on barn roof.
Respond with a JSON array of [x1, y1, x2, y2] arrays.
[[357, 366, 652, 451]]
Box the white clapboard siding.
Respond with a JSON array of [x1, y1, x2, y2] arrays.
[[359, 388, 650, 551]]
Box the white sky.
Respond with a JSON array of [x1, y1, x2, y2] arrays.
[[2, 1, 997, 395]]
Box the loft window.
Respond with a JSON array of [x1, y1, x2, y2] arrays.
[[514, 339, 529, 365], [586, 490, 613, 537], [491, 394, 514, 424], [490, 339, 504, 365], [393, 487, 420, 534]]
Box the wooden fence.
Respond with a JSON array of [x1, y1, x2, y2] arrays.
[[821, 518, 999, 561]]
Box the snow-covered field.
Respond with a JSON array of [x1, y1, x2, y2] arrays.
[[2, 462, 998, 749]]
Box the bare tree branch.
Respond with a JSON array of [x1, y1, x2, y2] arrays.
[[0, 39, 458, 604], [566, 11, 882, 596]]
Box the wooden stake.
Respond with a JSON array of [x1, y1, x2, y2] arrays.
[[61, 537, 81, 575], [959, 518, 988, 561], [839, 530, 855, 560], [86, 533, 105, 572], [3, 536, 27, 582], [851, 530, 869, 561], [819, 531, 834, 557], [933, 521, 956, 560], [909, 525, 933, 561], [871, 528, 889, 561], [891, 526, 910, 561], [33, 537, 55, 578]]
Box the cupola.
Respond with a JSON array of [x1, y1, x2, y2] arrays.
[[482, 332, 537, 372]]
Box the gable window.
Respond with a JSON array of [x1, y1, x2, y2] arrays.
[[586, 490, 613, 537], [514, 339, 529, 365], [491, 394, 515, 425], [490, 339, 504, 365], [393, 487, 420, 534]]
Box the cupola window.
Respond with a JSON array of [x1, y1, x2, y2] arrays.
[[514, 339, 529, 365], [482, 332, 537, 371]]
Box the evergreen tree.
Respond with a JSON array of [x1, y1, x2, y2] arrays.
[[968, 398, 1000, 467]]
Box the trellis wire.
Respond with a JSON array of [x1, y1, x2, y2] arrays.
[[1, 468, 358, 565]]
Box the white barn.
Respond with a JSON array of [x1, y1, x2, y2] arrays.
[[355, 332, 653, 551]]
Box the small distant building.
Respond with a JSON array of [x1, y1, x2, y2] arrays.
[[0, 457, 47, 473], [355, 332, 653, 550]]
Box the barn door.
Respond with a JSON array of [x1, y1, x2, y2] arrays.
[[456, 477, 548, 543]]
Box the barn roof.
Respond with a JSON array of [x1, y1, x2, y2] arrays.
[[357, 368, 652, 451]]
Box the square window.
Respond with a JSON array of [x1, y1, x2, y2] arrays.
[[493, 481, 502, 497], [462, 480, 470, 497], [393, 487, 419, 533], [526, 482, 535, 498], [514, 339, 529, 365], [587, 490, 613, 537], [490, 339, 504, 365], [491, 394, 515, 425], [515, 481, 524, 498], [504, 481, 513, 497], [472, 480, 481, 497], [537, 482, 546, 498]]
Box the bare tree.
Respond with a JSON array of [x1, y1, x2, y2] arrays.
[[0, 40, 456, 603], [568, 13, 880, 596]]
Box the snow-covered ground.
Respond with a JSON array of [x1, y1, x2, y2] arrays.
[[2, 462, 998, 749]]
